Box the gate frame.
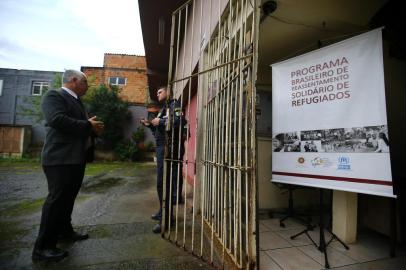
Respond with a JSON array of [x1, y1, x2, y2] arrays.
[[161, 1, 260, 268]]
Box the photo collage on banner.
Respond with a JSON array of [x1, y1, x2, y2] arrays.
[[273, 125, 389, 153]]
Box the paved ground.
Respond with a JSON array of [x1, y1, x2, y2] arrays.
[[0, 160, 211, 270], [2, 160, 405, 270]]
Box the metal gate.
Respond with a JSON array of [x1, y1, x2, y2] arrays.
[[162, 0, 259, 269]]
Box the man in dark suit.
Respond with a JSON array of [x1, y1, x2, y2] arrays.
[[32, 70, 104, 261]]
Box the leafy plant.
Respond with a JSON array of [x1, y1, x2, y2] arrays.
[[146, 141, 155, 152], [114, 139, 139, 161], [17, 73, 62, 124], [85, 85, 131, 150], [132, 126, 146, 143]]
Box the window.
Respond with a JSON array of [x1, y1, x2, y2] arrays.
[[108, 77, 126, 86], [31, 81, 49, 96], [0, 79, 3, 96]]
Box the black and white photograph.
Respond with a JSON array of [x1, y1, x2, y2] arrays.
[[272, 132, 301, 152]]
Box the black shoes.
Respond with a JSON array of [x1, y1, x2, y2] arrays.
[[152, 223, 162, 234], [59, 231, 89, 242], [32, 247, 68, 261], [151, 212, 162, 221], [152, 217, 175, 234]]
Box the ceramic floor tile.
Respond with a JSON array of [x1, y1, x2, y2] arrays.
[[261, 218, 306, 232], [260, 251, 283, 270], [266, 247, 323, 270], [260, 221, 271, 232], [260, 231, 292, 250], [298, 244, 357, 268], [332, 256, 406, 270], [330, 238, 390, 263], [292, 226, 335, 247], [276, 229, 314, 247]]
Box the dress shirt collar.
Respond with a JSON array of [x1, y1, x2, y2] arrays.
[[61, 86, 78, 99]]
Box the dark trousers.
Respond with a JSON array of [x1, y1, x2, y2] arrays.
[[156, 145, 184, 220], [34, 164, 86, 249]]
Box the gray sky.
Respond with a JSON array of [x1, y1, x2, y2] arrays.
[[0, 0, 145, 72]]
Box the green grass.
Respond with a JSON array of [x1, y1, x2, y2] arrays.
[[0, 198, 45, 217], [0, 195, 91, 218], [0, 220, 28, 245], [0, 159, 41, 170], [85, 162, 154, 176], [0, 160, 152, 172], [85, 162, 129, 176]]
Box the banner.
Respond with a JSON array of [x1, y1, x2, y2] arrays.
[[271, 29, 394, 197]]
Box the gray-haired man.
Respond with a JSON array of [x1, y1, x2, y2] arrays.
[[32, 70, 104, 261]]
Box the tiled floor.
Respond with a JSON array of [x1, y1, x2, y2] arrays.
[[259, 218, 406, 270]]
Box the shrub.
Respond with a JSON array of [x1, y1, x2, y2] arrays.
[[114, 140, 139, 161], [84, 85, 131, 150], [132, 126, 146, 143], [146, 141, 155, 152]]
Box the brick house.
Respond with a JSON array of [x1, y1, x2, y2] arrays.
[[81, 53, 154, 143]]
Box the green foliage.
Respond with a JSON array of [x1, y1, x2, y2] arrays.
[[114, 139, 139, 161], [52, 73, 62, 88], [85, 84, 131, 149], [81, 74, 97, 103], [132, 126, 146, 143], [146, 141, 155, 152], [17, 73, 61, 124], [18, 95, 44, 124], [114, 128, 153, 161]]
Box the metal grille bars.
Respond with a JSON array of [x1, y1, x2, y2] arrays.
[[162, 0, 259, 269]]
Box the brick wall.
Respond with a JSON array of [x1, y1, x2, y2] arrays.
[[82, 67, 103, 86], [81, 54, 148, 104], [104, 54, 146, 69]]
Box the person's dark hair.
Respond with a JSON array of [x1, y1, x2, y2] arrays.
[[275, 133, 284, 142]]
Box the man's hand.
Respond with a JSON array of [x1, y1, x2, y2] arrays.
[[88, 116, 104, 136], [140, 118, 150, 126], [151, 118, 160, 126]]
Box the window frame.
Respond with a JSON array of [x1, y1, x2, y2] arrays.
[[108, 76, 127, 86], [31, 81, 50, 96], [0, 79, 3, 96]]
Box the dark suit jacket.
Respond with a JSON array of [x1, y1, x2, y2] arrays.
[[41, 89, 93, 166]]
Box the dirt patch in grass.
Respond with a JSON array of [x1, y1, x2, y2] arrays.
[[81, 177, 125, 193]]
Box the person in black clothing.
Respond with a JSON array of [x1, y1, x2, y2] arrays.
[[32, 70, 104, 262], [141, 86, 185, 233]]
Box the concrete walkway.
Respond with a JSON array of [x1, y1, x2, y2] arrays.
[[0, 161, 211, 270]]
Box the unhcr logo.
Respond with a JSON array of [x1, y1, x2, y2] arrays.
[[337, 156, 351, 170]]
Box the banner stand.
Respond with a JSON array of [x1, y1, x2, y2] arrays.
[[390, 197, 397, 257], [290, 188, 349, 269]]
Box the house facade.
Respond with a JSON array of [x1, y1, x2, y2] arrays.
[[81, 53, 154, 144], [0, 68, 62, 145]]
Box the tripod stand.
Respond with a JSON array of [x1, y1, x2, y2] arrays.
[[290, 188, 349, 268], [277, 184, 313, 228]]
